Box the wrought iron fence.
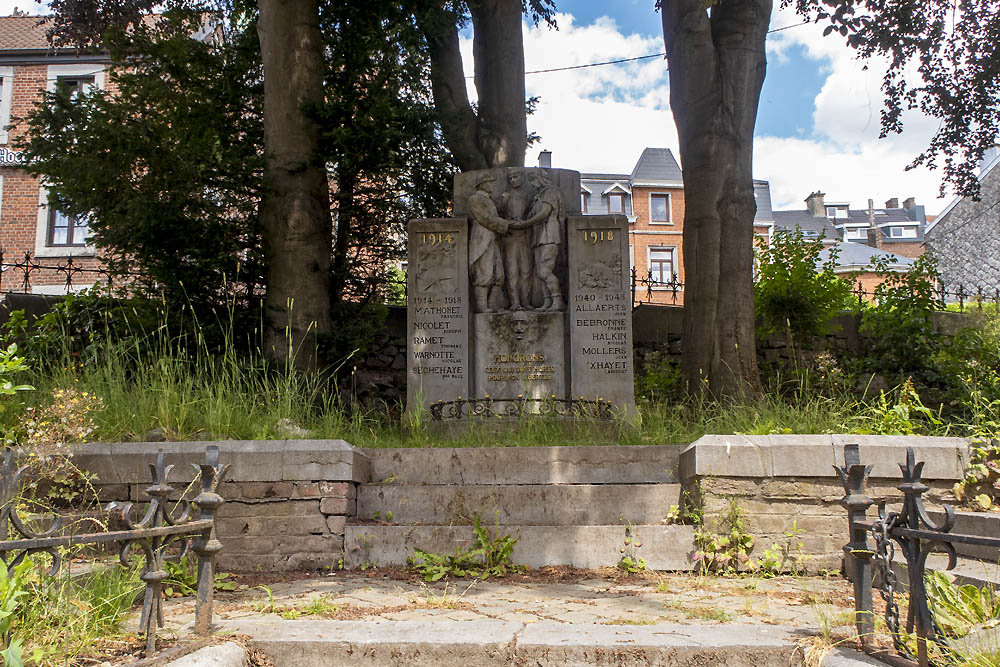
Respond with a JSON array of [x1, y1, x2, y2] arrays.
[[0, 250, 146, 295], [0, 446, 229, 654], [630, 267, 684, 308], [836, 443, 1000, 666]]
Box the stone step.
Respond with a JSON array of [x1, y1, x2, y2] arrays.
[[891, 551, 1000, 590], [925, 509, 1000, 561], [363, 444, 682, 486], [357, 483, 682, 526], [344, 524, 695, 571], [224, 618, 807, 667]]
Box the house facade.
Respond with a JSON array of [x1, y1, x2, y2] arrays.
[[0, 15, 113, 293], [924, 148, 1000, 294], [544, 148, 686, 305]]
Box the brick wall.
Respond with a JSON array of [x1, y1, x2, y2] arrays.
[[629, 185, 685, 306], [1, 60, 111, 289]]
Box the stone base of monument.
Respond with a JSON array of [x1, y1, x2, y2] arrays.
[[472, 311, 567, 409]]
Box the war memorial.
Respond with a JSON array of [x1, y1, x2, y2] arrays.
[[406, 167, 635, 419]]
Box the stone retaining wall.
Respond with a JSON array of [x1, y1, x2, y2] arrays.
[[679, 435, 971, 571], [73, 440, 369, 572]]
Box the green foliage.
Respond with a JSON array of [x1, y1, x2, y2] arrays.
[[0, 344, 32, 445], [163, 555, 235, 598], [859, 253, 943, 381], [926, 571, 1000, 638], [751, 520, 809, 576], [693, 498, 755, 574], [754, 230, 853, 345], [0, 559, 32, 667], [635, 352, 683, 402], [856, 378, 942, 435], [407, 517, 525, 582], [14, 557, 142, 665], [953, 439, 1000, 511], [18, 10, 265, 309]]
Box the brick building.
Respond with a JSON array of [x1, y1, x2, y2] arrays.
[[0, 15, 115, 293]]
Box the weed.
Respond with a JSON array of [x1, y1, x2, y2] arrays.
[[617, 518, 647, 574], [407, 517, 525, 582], [954, 438, 1000, 510], [163, 554, 235, 598], [301, 596, 341, 616], [692, 498, 755, 574], [252, 585, 276, 614], [752, 520, 810, 576], [407, 582, 473, 609], [602, 617, 658, 626]]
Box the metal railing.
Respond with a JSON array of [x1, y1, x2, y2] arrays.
[[429, 397, 617, 420], [836, 443, 1000, 666], [0, 446, 229, 653], [0, 250, 146, 295], [630, 267, 684, 308]]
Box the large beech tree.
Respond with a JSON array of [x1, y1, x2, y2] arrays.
[[660, 0, 1000, 397], [417, 0, 555, 171]]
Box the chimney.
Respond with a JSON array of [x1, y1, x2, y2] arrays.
[[885, 197, 899, 209], [903, 197, 916, 210], [805, 191, 826, 217], [866, 198, 882, 249], [537, 150, 552, 168]]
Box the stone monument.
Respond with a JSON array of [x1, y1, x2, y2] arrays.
[[407, 167, 635, 419]]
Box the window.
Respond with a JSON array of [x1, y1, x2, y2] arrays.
[[581, 191, 588, 213], [47, 205, 89, 247], [649, 247, 676, 284], [0, 67, 12, 144], [889, 226, 917, 238], [608, 192, 625, 214], [650, 193, 671, 223], [55, 75, 95, 100], [845, 227, 867, 240]]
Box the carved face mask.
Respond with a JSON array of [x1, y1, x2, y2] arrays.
[[512, 315, 528, 340]]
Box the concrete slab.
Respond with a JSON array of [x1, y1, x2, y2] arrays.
[[344, 524, 695, 570], [164, 642, 246, 667], [76, 440, 370, 484], [227, 618, 520, 667], [224, 618, 807, 667], [820, 646, 890, 666], [681, 434, 970, 480], [364, 445, 682, 486], [925, 509, 1000, 561], [357, 483, 681, 526]]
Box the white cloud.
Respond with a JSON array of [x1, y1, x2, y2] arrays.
[[761, 3, 949, 212], [461, 13, 677, 175], [467, 7, 952, 214]]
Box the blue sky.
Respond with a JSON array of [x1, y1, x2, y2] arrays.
[[2, 0, 951, 213]]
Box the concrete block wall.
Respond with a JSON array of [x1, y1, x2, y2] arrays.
[[73, 440, 369, 572], [679, 434, 971, 571]]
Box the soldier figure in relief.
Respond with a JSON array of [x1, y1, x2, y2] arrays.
[[499, 169, 534, 310], [516, 169, 565, 311], [467, 173, 510, 313]]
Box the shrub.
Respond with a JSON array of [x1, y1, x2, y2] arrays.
[[754, 230, 854, 348]]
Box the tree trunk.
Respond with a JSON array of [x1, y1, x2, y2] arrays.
[[661, 0, 770, 398], [418, 0, 527, 170], [257, 0, 332, 372]]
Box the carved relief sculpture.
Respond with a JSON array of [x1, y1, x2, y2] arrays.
[[467, 173, 509, 313], [499, 169, 534, 311], [524, 170, 565, 311]]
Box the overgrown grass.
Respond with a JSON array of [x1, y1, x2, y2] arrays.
[[7, 345, 881, 448], [0, 293, 980, 449], [17, 558, 143, 666]]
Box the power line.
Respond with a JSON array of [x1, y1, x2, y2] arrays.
[[512, 20, 811, 77]]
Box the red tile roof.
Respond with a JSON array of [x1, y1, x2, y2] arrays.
[[0, 15, 54, 51]]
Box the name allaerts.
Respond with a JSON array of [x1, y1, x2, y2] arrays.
[[574, 303, 627, 313]]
